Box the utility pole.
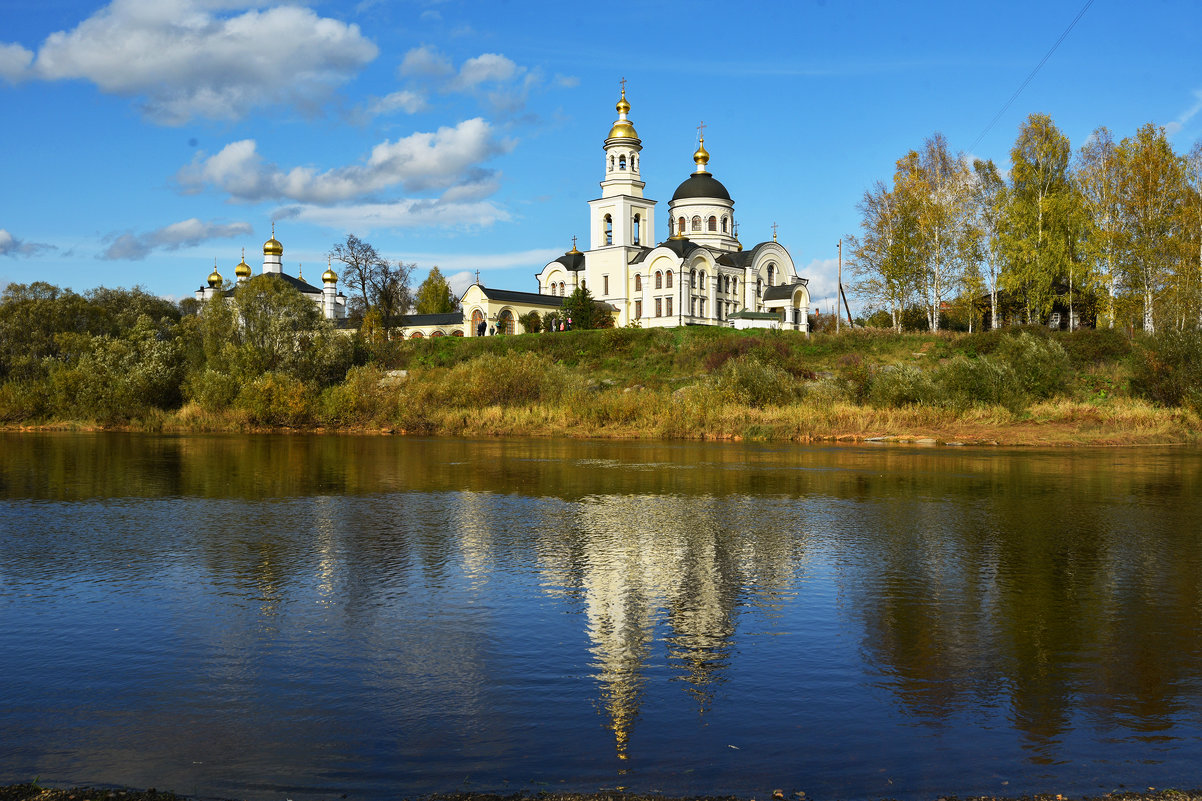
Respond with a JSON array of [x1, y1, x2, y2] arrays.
[[836, 240, 842, 334]]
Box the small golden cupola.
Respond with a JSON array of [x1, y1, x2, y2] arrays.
[[263, 222, 283, 256], [207, 260, 222, 288], [234, 248, 252, 279], [323, 257, 338, 285], [607, 87, 639, 141], [693, 135, 710, 171]]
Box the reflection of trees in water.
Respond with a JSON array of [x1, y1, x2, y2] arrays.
[[535, 493, 810, 758], [841, 452, 1202, 760]]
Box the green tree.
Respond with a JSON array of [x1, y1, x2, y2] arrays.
[[1075, 127, 1123, 328], [848, 170, 923, 332], [414, 266, 461, 314], [1001, 113, 1076, 324], [373, 260, 414, 332], [971, 158, 1008, 328], [517, 310, 543, 333], [1115, 123, 1186, 333], [560, 286, 614, 330], [910, 133, 974, 332]]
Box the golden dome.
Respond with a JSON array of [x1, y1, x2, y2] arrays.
[[207, 262, 222, 288], [322, 267, 338, 284], [263, 222, 283, 256], [608, 119, 638, 139], [616, 88, 630, 115], [234, 248, 251, 278], [693, 136, 710, 168], [607, 86, 638, 140]]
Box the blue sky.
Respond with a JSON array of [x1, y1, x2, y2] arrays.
[[2, 0, 1200, 313]]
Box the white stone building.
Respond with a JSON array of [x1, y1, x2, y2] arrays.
[[534, 88, 810, 332]]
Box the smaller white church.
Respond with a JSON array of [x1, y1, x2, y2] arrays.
[[195, 224, 349, 322]]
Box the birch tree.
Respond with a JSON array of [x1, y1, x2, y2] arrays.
[[909, 134, 973, 332], [971, 158, 1007, 328], [847, 177, 922, 332], [1115, 123, 1185, 333], [1180, 141, 1202, 328], [1074, 128, 1123, 328], [1002, 113, 1075, 323]]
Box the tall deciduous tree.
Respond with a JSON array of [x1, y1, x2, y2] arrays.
[[414, 266, 461, 315], [330, 234, 387, 319], [910, 134, 973, 332], [971, 159, 1007, 328], [1179, 141, 1202, 329], [1002, 113, 1076, 324], [371, 260, 414, 331], [847, 175, 923, 332], [1075, 127, 1122, 328], [1115, 123, 1185, 333]]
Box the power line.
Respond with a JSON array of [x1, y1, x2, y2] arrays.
[[969, 0, 1096, 154]]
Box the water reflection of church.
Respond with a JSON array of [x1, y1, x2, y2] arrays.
[[534, 492, 805, 758]]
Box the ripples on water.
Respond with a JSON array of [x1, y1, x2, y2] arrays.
[[1, 434, 1201, 801]]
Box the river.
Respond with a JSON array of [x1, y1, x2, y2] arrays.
[[2, 433, 1201, 801]]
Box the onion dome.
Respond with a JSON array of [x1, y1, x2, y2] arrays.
[[693, 136, 710, 168], [234, 248, 252, 279], [263, 222, 283, 256], [207, 261, 222, 288], [323, 258, 338, 284], [607, 87, 639, 140]]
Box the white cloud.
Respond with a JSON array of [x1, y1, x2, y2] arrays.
[[368, 90, 426, 116], [0, 43, 33, 83], [446, 269, 474, 296], [180, 118, 509, 202], [390, 46, 572, 116], [277, 198, 511, 231], [0, 228, 55, 257], [1166, 89, 1202, 137], [453, 53, 519, 90], [6, 0, 377, 124], [399, 44, 453, 79], [100, 217, 252, 260]]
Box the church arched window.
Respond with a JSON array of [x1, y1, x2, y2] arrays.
[[767, 263, 775, 286], [732, 277, 737, 294], [691, 216, 702, 232], [635, 274, 642, 291], [757, 278, 762, 297], [666, 270, 673, 288], [678, 216, 686, 235], [559, 281, 565, 295], [721, 216, 728, 233], [690, 269, 696, 289], [633, 213, 641, 245], [708, 216, 717, 232], [632, 154, 638, 171], [609, 155, 614, 171], [604, 214, 613, 246], [619, 154, 627, 170], [699, 271, 706, 290], [655, 271, 663, 289]]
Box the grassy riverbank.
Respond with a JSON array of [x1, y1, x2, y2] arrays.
[[4, 324, 1201, 446]]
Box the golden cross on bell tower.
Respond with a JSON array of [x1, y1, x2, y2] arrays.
[[697, 120, 706, 141], [571, 235, 578, 251], [771, 222, 779, 242], [619, 76, 627, 94]]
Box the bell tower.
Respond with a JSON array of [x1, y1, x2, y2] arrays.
[[590, 82, 655, 250]]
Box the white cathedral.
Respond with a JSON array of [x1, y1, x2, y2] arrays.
[[193, 87, 809, 337], [527, 87, 810, 332]]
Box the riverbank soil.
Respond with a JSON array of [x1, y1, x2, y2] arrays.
[[4, 787, 1202, 801]]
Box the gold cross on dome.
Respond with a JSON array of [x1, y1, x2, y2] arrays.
[[697, 121, 706, 140], [771, 221, 779, 242], [572, 235, 578, 250], [619, 77, 627, 93]]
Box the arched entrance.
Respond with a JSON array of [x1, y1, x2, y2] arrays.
[[497, 308, 514, 335], [431, 330, 444, 338], [471, 309, 485, 336], [410, 331, 424, 339]]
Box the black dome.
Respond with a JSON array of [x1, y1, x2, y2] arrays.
[[671, 171, 731, 201]]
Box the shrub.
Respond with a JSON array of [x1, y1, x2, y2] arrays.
[[317, 365, 401, 426], [184, 367, 241, 409], [995, 332, 1069, 399], [866, 365, 937, 408], [235, 372, 315, 426], [518, 311, 543, 334], [420, 351, 580, 407], [706, 355, 799, 408], [935, 355, 1026, 412], [1130, 329, 1202, 413], [1060, 327, 1132, 366]]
